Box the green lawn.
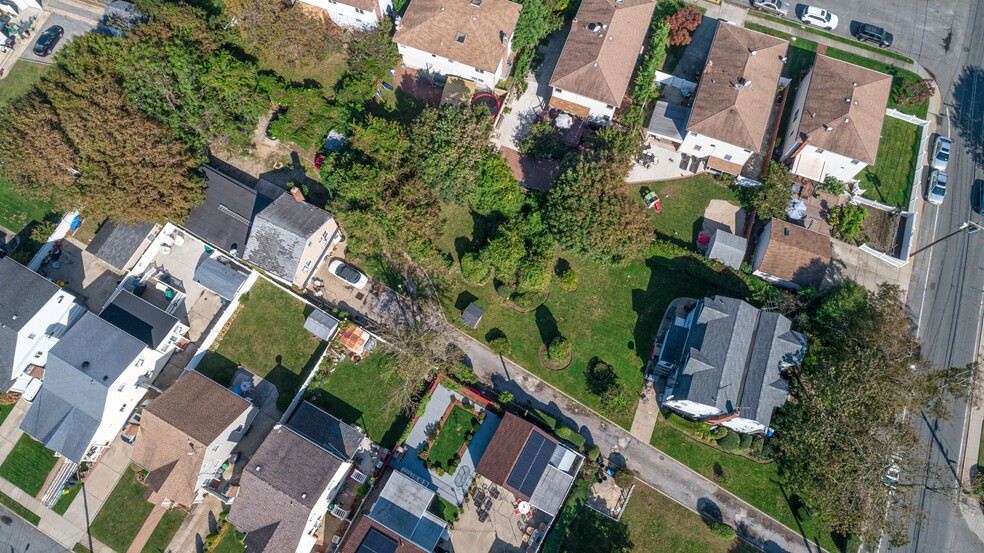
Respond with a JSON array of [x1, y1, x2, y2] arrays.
[[198, 279, 326, 411], [428, 495, 460, 524], [747, 12, 913, 64], [141, 508, 187, 553], [0, 403, 13, 428], [0, 434, 58, 497], [0, 61, 48, 105], [306, 352, 411, 447], [74, 544, 90, 553], [0, 490, 40, 525], [428, 405, 476, 469], [0, 179, 57, 235], [212, 526, 247, 553], [89, 466, 155, 553], [745, 23, 818, 52], [53, 481, 82, 515], [632, 174, 738, 246], [437, 197, 751, 427], [859, 117, 922, 208]]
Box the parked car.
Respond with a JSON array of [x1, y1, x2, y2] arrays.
[[926, 170, 947, 205], [750, 0, 788, 17], [931, 136, 952, 171], [854, 23, 894, 48], [975, 182, 984, 216], [33, 25, 63, 57], [328, 259, 368, 289], [799, 6, 838, 30]]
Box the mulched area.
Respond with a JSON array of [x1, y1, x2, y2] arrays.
[[859, 205, 900, 252]]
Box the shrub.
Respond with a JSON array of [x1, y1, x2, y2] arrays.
[[586, 444, 601, 463], [461, 252, 492, 284], [894, 77, 934, 108], [716, 431, 741, 451], [712, 461, 730, 484], [614, 467, 634, 488], [705, 520, 736, 539], [559, 267, 579, 292], [709, 426, 729, 440], [666, 6, 702, 46], [693, 422, 713, 441], [738, 433, 753, 450], [488, 335, 512, 356], [601, 384, 631, 414], [531, 408, 557, 430], [751, 435, 765, 452], [829, 204, 868, 241], [555, 425, 586, 449], [496, 284, 512, 299], [513, 290, 545, 309], [817, 176, 846, 196], [238, 292, 250, 304], [446, 362, 478, 385], [546, 336, 572, 364], [498, 391, 514, 405]]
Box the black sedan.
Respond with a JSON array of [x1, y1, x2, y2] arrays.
[[33, 25, 63, 57]]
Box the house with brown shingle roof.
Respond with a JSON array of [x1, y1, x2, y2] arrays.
[[294, 0, 391, 29], [676, 24, 788, 176], [394, 0, 521, 90], [780, 54, 892, 182], [751, 218, 831, 289], [132, 370, 256, 508], [548, 0, 655, 122]]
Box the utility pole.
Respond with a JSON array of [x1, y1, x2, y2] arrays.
[[910, 220, 983, 257]]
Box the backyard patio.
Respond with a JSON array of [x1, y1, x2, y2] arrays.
[[451, 474, 551, 553]]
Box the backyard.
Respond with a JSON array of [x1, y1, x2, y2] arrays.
[[197, 279, 326, 411], [0, 178, 57, 235], [633, 175, 738, 246], [89, 466, 156, 553], [858, 116, 922, 208], [212, 525, 247, 553], [0, 434, 58, 497], [141, 508, 187, 553], [306, 352, 411, 447], [0, 61, 48, 105], [427, 404, 477, 470]]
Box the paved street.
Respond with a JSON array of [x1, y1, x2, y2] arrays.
[[0, 504, 69, 553]]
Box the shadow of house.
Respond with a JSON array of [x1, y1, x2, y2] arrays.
[[953, 66, 984, 168]]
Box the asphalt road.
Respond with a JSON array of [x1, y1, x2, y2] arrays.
[[0, 505, 69, 553]]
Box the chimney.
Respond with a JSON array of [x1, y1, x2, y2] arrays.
[[290, 186, 306, 202], [394, 15, 401, 30], [844, 118, 850, 124], [852, 81, 858, 87], [572, 17, 578, 29], [823, 124, 832, 132], [749, 49, 757, 56]]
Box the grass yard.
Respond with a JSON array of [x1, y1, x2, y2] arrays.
[[212, 526, 247, 553], [306, 352, 411, 447], [632, 175, 738, 247], [428, 405, 477, 469], [0, 179, 57, 235], [747, 12, 913, 64], [0, 490, 40, 525], [53, 481, 82, 515], [0, 434, 58, 497], [0, 61, 48, 105], [745, 23, 818, 52], [197, 279, 325, 411], [74, 544, 90, 553], [89, 466, 155, 553], [437, 197, 751, 428], [859, 117, 922, 208], [428, 495, 460, 524], [0, 403, 13, 428], [141, 508, 187, 553]]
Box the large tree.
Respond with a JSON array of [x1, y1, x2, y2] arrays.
[[413, 105, 493, 205], [777, 282, 973, 546], [225, 0, 340, 72]]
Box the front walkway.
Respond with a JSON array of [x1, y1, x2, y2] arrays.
[[126, 504, 167, 553]]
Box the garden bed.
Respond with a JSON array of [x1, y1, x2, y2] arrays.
[[426, 404, 479, 472]]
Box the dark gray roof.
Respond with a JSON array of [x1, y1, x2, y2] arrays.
[[368, 470, 446, 553], [0, 258, 62, 386], [183, 165, 264, 254], [672, 297, 806, 428], [228, 425, 346, 553], [660, 323, 689, 368], [193, 257, 249, 300], [100, 290, 179, 349], [86, 219, 155, 271], [20, 312, 146, 462], [242, 194, 333, 281], [461, 303, 483, 329], [706, 230, 748, 270], [647, 100, 690, 142], [304, 309, 340, 341], [286, 401, 363, 461]]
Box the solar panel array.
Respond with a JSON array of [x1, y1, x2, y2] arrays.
[[506, 431, 554, 497], [357, 528, 399, 553]]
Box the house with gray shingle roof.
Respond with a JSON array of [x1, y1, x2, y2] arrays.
[[20, 312, 161, 463], [242, 192, 341, 289], [659, 296, 807, 434], [0, 257, 83, 393]]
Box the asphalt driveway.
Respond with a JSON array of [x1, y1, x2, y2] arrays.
[[21, 13, 95, 64]]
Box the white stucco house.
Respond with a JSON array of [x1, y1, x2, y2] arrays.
[[675, 24, 788, 176], [0, 257, 84, 394], [548, 0, 656, 122], [780, 54, 892, 183], [393, 0, 522, 90], [292, 0, 391, 29]]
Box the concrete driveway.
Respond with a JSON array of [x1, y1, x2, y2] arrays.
[[21, 11, 96, 64]]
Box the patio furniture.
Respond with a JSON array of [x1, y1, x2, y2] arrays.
[[490, 487, 500, 499], [484, 499, 493, 511], [478, 510, 489, 523]]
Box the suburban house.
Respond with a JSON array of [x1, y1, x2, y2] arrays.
[[99, 288, 187, 364], [86, 219, 158, 273], [20, 312, 162, 464], [393, 0, 522, 90], [780, 53, 892, 182], [0, 257, 83, 393], [228, 402, 366, 553], [132, 370, 256, 507], [548, 0, 656, 122], [182, 164, 268, 257], [751, 218, 831, 289], [476, 412, 582, 517], [243, 191, 341, 289], [292, 0, 391, 29], [675, 24, 788, 176], [340, 469, 449, 553], [658, 296, 808, 434]]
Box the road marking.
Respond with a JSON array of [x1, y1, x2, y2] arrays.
[[916, 206, 943, 337]]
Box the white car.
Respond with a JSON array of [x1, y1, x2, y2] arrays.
[[931, 136, 952, 171], [327, 259, 368, 289], [799, 6, 838, 30], [926, 170, 947, 205]]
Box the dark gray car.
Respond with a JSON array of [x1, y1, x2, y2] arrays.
[[855, 24, 894, 48]]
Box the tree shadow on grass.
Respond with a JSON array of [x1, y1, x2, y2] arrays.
[[454, 291, 479, 312], [534, 304, 560, 345]]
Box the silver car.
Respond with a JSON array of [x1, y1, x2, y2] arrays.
[[931, 136, 952, 171], [751, 0, 788, 17], [926, 170, 947, 205]]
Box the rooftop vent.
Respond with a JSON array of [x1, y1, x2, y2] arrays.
[[255, 465, 262, 472], [844, 118, 850, 124], [103, 375, 109, 381], [823, 125, 832, 132], [853, 100, 859, 106], [301, 493, 308, 499], [845, 97, 851, 103], [82, 361, 90, 368], [749, 49, 757, 56], [852, 81, 858, 87], [470, 0, 481, 5], [456, 32, 466, 43], [784, 228, 790, 237]]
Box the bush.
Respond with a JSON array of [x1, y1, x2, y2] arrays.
[[496, 284, 513, 299], [546, 336, 572, 364], [559, 268, 579, 292], [817, 176, 846, 196], [738, 433, 753, 450], [586, 444, 601, 463], [716, 431, 741, 451], [531, 408, 557, 430], [709, 426, 729, 440], [488, 336, 512, 356], [751, 435, 765, 452], [498, 391, 514, 405], [446, 362, 478, 385], [555, 425, 586, 449], [666, 6, 702, 46], [461, 252, 491, 284], [614, 467, 634, 488], [601, 384, 632, 414], [705, 520, 736, 539], [712, 461, 730, 484], [829, 204, 868, 241], [693, 422, 713, 441], [512, 290, 545, 309]]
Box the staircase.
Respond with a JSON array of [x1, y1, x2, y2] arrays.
[[42, 460, 78, 507]]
